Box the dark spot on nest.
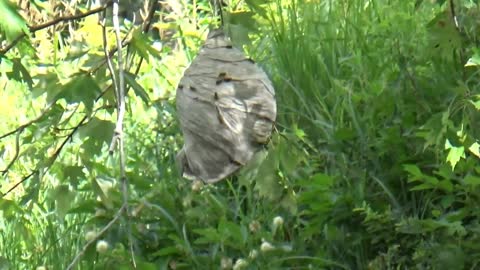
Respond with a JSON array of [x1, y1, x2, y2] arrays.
[[226, 45, 233, 49], [178, 84, 184, 89], [190, 86, 196, 91], [247, 58, 255, 64], [214, 92, 219, 100]]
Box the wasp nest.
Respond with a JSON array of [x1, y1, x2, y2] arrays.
[[176, 29, 277, 183]]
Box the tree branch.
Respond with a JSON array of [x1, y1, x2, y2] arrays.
[[0, 102, 56, 140], [1, 113, 88, 198], [0, 127, 24, 176], [0, 1, 113, 55], [66, 203, 127, 270]]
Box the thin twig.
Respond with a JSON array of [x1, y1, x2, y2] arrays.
[[0, 102, 56, 140], [1, 128, 24, 175], [0, 2, 113, 55], [1, 171, 36, 198], [130, 0, 159, 79], [109, 0, 126, 154], [110, 0, 135, 267], [1, 114, 88, 198], [66, 203, 127, 270], [100, 18, 120, 110]]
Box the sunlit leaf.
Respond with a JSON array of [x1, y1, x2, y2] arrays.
[[445, 139, 465, 169], [78, 117, 115, 156], [465, 53, 480, 67], [245, 0, 268, 18], [6, 58, 33, 89], [53, 73, 102, 113], [468, 142, 480, 158], [0, 0, 27, 41], [125, 71, 150, 105], [51, 184, 74, 221], [130, 29, 163, 61]]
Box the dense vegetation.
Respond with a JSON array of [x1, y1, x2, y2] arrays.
[[1, 0, 480, 269]]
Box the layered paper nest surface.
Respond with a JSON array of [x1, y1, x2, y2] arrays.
[[176, 29, 277, 183]]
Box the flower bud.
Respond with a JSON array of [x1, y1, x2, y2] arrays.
[[280, 244, 293, 252], [85, 230, 97, 241], [233, 258, 248, 270], [191, 181, 203, 192], [273, 216, 284, 228], [260, 241, 275, 252], [249, 249, 258, 259], [96, 240, 109, 253], [249, 220, 261, 233], [221, 257, 233, 269]]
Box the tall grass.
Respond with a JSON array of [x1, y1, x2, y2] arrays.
[[263, 0, 472, 268]]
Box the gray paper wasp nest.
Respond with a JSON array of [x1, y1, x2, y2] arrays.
[[175, 29, 277, 183]]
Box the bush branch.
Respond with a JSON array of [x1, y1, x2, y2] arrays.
[[0, 1, 113, 55], [66, 203, 127, 270]]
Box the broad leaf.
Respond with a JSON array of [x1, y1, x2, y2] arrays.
[[53, 73, 102, 113], [125, 71, 150, 105]]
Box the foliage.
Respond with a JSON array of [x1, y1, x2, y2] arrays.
[[1, 0, 480, 269]]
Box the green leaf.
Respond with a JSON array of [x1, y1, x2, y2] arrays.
[[124, 71, 150, 105], [51, 184, 74, 221], [218, 218, 245, 247], [52, 73, 102, 113], [403, 164, 423, 179], [68, 199, 97, 214], [6, 58, 33, 89], [463, 175, 480, 187], [470, 95, 480, 111], [445, 139, 465, 169], [254, 150, 282, 200], [245, 0, 268, 18], [193, 227, 221, 244], [465, 53, 480, 67], [78, 117, 115, 156], [151, 246, 180, 257], [437, 179, 453, 193], [130, 29, 162, 61], [311, 173, 334, 188], [91, 177, 114, 209], [0, 198, 23, 219], [64, 165, 86, 187], [426, 11, 462, 56], [410, 183, 435, 191], [0, 256, 10, 270], [0, 0, 28, 41], [32, 72, 60, 99]]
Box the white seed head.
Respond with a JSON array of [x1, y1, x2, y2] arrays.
[[85, 230, 97, 241], [248, 249, 258, 259], [36, 267, 47, 270], [191, 181, 203, 192], [96, 240, 109, 253], [221, 257, 233, 269], [260, 241, 275, 252], [95, 208, 106, 217], [233, 258, 248, 270], [249, 220, 261, 233], [281, 244, 293, 252], [273, 216, 284, 229]]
